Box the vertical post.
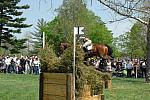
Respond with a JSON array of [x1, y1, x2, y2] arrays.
[[136, 66, 137, 78], [73, 27, 76, 100], [43, 32, 45, 48], [39, 73, 43, 100]]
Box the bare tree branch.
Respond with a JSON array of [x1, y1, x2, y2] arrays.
[[105, 17, 128, 24], [97, 0, 149, 25]]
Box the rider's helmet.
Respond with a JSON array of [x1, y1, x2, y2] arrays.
[[84, 37, 89, 42]]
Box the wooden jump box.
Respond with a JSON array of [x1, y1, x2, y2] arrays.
[[39, 73, 73, 100]]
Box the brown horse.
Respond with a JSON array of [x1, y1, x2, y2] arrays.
[[84, 44, 113, 62], [59, 42, 113, 62]]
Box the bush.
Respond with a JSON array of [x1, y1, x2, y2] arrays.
[[38, 45, 59, 72]]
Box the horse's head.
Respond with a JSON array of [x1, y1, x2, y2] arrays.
[[59, 43, 70, 55]]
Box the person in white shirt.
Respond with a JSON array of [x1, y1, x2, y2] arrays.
[[33, 57, 40, 75], [126, 60, 133, 78], [5, 56, 11, 73], [106, 59, 112, 72]]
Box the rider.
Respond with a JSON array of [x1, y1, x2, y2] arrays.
[[82, 37, 93, 54]]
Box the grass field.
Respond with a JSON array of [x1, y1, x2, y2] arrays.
[[0, 74, 150, 100], [0, 73, 39, 100], [104, 77, 150, 100]]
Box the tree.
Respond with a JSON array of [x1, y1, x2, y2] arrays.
[[47, 0, 113, 44], [126, 22, 146, 58], [31, 18, 47, 54], [42, 0, 113, 56], [9, 38, 27, 54], [0, 0, 31, 49], [113, 34, 128, 58], [96, 0, 150, 82]]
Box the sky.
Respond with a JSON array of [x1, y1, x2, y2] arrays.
[[18, 0, 135, 38]]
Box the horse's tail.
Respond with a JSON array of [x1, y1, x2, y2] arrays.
[[105, 44, 113, 58]]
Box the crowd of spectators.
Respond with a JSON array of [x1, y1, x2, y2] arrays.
[[90, 57, 147, 78], [0, 55, 40, 75], [109, 58, 147, 78]]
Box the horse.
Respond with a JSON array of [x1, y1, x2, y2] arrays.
[[59, 42, 113, 71], [84, 44, 113, 60], [83, 44, 113, 68]]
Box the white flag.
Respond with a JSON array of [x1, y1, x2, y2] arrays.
[[74, 27, 84, 35]]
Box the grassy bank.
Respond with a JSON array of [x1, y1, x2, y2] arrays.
[[0, 73, 39, 100], [104, 78, 150, 100]]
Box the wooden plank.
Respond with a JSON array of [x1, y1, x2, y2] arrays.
[[43, 78, 67, 85], [43, 73, 67, 84], [66, 74, 72, 100], [39, 73, 43, 100], [43, 73, 67, 80], [43, 83, 66, 97]]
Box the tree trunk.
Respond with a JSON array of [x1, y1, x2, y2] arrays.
[[146, 19, 150, 83]]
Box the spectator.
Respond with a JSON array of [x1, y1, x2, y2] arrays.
[[106, 59, 112, 72], [33, 57, 40, 75], [126, 60, 133, 78], [140, 60, 146, 78]]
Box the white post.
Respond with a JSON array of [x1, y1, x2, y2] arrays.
[[73, 26, 84, 99], [73, 27, 76, 100], [43, 32, 45, 48]]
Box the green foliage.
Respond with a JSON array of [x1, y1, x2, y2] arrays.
[[38, 45, 59, 72], [0, 0, 31, 50], [114, 22, 147, 58], [126, 22, 146, 58], [113, 35, 127, 58], [43, 17, 65, 54], [58, 46, 73, 73], [9, 38, 27, 54], [39, 44, 73, 73], [31, 18, 47, 54], [43, 0, 113, 54]]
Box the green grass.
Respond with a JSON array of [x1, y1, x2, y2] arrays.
[[104, 78, 150, 100], [1, 74, 150, 100], [0, 73, 39, 100]]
